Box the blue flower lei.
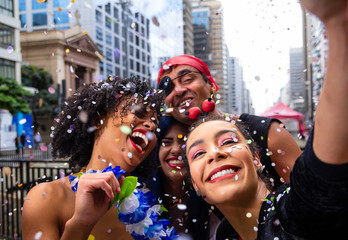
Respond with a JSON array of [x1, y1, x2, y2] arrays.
[[69, 165, 178, 240]]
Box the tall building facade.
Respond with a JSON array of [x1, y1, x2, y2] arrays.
[[19, 0, 185, 87], [1, 0, 22, 83], [183, 0, 194, 56], [192, 3, 211, 68], [227, 57, 243, 114], [191, 0, 228, 111], [289, 47, 305, 114]]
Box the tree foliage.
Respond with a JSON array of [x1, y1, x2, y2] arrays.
[[21, 65, 58, 116], [0, 76, 31, 115]]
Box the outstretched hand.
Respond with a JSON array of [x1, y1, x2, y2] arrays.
[[72, 172, 124, 228], [300, 0, 348, 27]]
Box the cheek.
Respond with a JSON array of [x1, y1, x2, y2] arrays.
[[189, 161, 203, 183]]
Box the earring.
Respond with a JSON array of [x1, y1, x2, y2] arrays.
[[257, 166, 263, 174], [196, 189, 201, 197], [210, 88, 215, 101]]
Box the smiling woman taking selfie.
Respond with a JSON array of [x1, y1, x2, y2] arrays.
[[184, 0, 348, 239]]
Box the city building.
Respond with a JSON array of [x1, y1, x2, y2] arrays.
[[226, 56, 243, 114], [183, 0, 194, 56], [191, 0, 228, 111], [19, 0, 185, 87], [1, 0, 22, 82], [192, 3, 211, 68], [289, 47, 305, 114]]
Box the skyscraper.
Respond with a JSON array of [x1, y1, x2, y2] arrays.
[[1, 0, 22, 83]]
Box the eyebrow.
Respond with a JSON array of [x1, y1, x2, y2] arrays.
[[214, 129, 237, 138], [162, 137, 173, 140], [172, 69, 200, 81], [187, 129, 238, 152], [187, 139, 204, 153]]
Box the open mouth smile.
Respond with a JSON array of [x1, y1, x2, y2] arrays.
[[129, 129, 151, 154], [166, 157, 185, 169], [206, 165, 241, 183], [177, 98, 193, 108]]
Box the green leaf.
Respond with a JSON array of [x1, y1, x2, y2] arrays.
[[109, 176, 138, 210]]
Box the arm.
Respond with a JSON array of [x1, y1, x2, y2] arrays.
[[267, 121, 301, 182], [22, 182, 64, 240], [22, 172, 122, 240], [301, 0, 348, 164]]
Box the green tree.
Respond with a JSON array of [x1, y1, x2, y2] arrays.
[[0, 76, 31, 115], [21, 65, 58, 132]]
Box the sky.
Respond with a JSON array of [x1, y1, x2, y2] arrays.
[[220, 0, 304, 114]]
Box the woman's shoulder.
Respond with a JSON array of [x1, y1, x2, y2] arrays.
[[24, 176, 74, 209]]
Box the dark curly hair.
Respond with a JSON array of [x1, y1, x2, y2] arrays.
[[51, 77, 164, 179]]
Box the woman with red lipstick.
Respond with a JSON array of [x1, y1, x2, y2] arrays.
[[22, 77, 164, 240], [148, 115, 219, 239], [185, 1, 348, 239]]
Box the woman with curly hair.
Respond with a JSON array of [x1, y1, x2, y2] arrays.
[[22, 77, 164, 240]]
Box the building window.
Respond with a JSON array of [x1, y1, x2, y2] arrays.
[[113, 6, 119, 19], [105, 3, 111, 14], [106, 63, 112, 76], [0, 58, 15, 80], [135, 36, 139, 46], [33, 13, 47, 26], [0, 23, 14, 49], [114, 37, 120, 48], [32, 0, 46, 10], [53, 0, 69, 8], [129, 45, 133, 56], [105, 16, 111, 29], [20, 14, 26, 27], [106, 48, 112, 61], [19, 0, 25, 11], [96, 43, 103, 54], [122, 40, 126, 52], [136, 49, 140, 59], [96, 10, 102, 24], [122, 26, 126, 38], [99, 61, 104, 75], [54, 10, 69, 25], [130, 59, 134, 70], [113, 22, 119, 35], [96, 27, 103, 41], [136, 62, 140, 72], [129, 31, 133, 43], [115, 67, 120, 76], [0, 0, 14, 17], [106, 33, 112, 46]]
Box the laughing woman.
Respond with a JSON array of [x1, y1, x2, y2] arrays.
[[22, 77, 164, 240], [185, 0, 348, 239]]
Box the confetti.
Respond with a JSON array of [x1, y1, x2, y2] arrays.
[[34, 231, 42, 240], [19, 119, 27, 125], [79, 111, 88, 123], [40, 145, 48, 151], [128, 152, 133, 158], [120, 125, 132, 135], [145, 131, 154, 141], [48, 87, 55, 94], [7, 46, 13, 54], [246, 212, 252, 218], [177, 204, 187, 210]]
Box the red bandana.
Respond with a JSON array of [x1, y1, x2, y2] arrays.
[[157, 55, 219, 91]]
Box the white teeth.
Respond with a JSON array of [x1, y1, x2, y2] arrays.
[[168, 159, 184, 165], [131, 131, 149, 149], [179, 99, 192, 107], [210, 168, 236, 181]]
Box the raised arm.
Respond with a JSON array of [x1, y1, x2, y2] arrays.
[[301, 0, 348, 164]]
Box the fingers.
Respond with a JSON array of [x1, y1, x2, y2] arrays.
[[78, 172, 121, 203]]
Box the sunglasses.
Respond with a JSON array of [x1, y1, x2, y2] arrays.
[[158, 70, 202, 97]]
